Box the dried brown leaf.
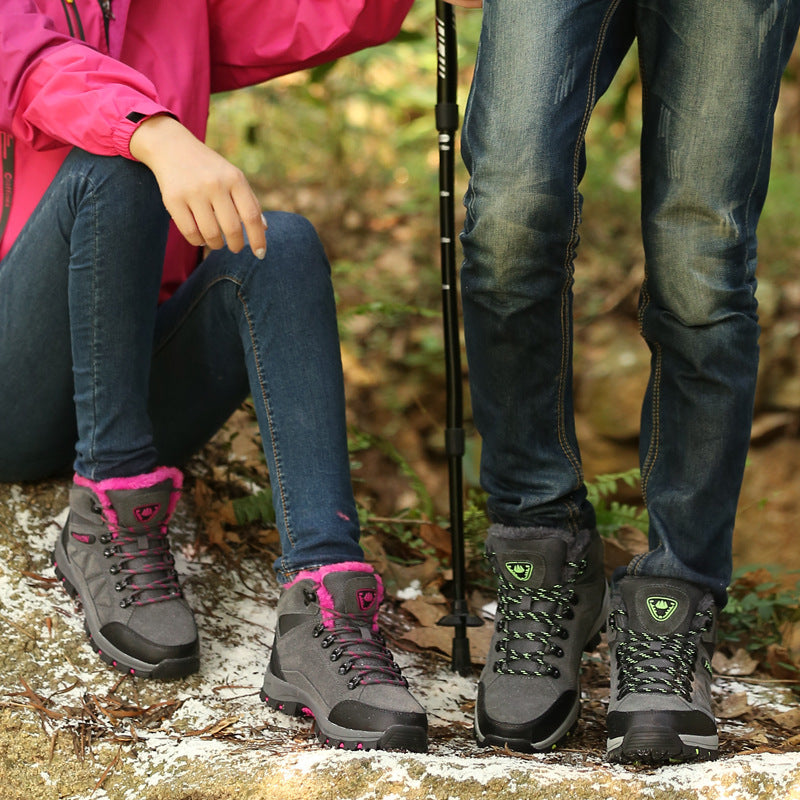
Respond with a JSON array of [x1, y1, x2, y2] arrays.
[[769, 707, 800, 730], [785, 733, 800, 749], [399, 619, 493, 666], [767, 643, 800, 680], [381, 556, 442, 595], [712, 648, 759, 677], [400, 598, 449, 628], [715, 692, 752, 720], [418, 522, 452, 559], [185, 716, 240, 737]]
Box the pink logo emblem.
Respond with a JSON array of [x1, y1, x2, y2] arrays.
[[133, 504, 160, 522], [71, 532, 92, 544], [356, 589, 376, 611]]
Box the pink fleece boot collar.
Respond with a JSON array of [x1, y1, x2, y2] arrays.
[[73, 466, 183, 528], [288, 561, 383, 630]]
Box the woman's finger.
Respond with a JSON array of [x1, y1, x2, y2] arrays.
[[190, 202, 225, 250], [231, 182, 267, 259]]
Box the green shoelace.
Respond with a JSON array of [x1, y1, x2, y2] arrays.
[[492, 558, 586, 678], [610, 608, 713, 699]]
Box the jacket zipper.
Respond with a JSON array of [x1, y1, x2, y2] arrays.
[[97, 0, 113, 49], [59, 2, 112, 49], [60, 0, 86, 41]]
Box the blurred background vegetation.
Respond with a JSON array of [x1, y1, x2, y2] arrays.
[[201, 5, 800, 652]]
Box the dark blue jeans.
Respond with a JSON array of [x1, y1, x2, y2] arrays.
[[460, 0, 800, 605], [0, 148, 363, 581]]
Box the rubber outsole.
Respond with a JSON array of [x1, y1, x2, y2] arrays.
[[53, 553, 199, 680], [260, 687, 428, 753], [607, 726, 718, 765], [474, 712, 580, 754]]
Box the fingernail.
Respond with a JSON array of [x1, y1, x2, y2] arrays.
[[255, 247, 266, 260], [261, 213, 268, 228]]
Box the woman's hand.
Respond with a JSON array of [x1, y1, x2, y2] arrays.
[[129, 114, 267, 258]]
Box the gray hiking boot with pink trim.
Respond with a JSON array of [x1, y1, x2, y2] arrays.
[[53, 467, 199, 679], [260, 562, 428, 751]]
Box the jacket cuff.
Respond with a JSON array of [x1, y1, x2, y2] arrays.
[[112, 103, 176, 160]]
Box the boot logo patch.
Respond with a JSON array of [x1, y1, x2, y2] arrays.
[[133, 504, 160, 523], [71, 532, 94, 545], [646, 596, 679, 622], [505, 561, 534, 582], [356, 589, 377, 611]]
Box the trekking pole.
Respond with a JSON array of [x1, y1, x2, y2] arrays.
[[433, 0, 483, 676]]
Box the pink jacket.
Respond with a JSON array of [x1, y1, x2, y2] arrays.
[[0, 0, 413, 298]]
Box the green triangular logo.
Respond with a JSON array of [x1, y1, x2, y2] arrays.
[[646, 596, 679, 622], [505, 561, 534, 582]]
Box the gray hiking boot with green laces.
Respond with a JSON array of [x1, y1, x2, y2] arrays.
[[606, 576, 718, 764], [53, 468, 199, 679], [260, 562, 428, 752], [475, 525, 608, 753]]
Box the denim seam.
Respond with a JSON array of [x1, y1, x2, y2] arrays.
[[560, 0, 624, 525], [84, 178, 100, 480], [151, 272, 294, 549], [235, 282, 294, 550], [638, 275, 660, 506], [635, 16, 658, 509]]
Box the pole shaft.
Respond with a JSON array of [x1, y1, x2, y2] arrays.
[[435, 0, 472, 675]]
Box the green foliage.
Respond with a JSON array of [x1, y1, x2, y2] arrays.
[[231, 489, 275, 527], [462, 488, 493, 585], [720, 566, 800, 667], [340, 300, 441, 322], [585, 468, 649, 537]]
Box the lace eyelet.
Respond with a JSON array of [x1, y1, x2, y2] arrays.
[[312, 623, 324, 638], [321, 634, 336, 649], [302, 589, 317, 605], [347, 676, 361, 690]]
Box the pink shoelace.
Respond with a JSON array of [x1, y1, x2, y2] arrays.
[[102, 525, 182, 607]]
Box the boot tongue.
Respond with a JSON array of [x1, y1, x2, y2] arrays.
[[620, 577, 705, 634], [490, 536, 567, 590], [321, 570, 380, 617], [106, 480, 174, 531]]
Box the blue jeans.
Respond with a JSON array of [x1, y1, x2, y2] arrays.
[[0, 148, 363, 581], [460, 0, 800, 605]]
